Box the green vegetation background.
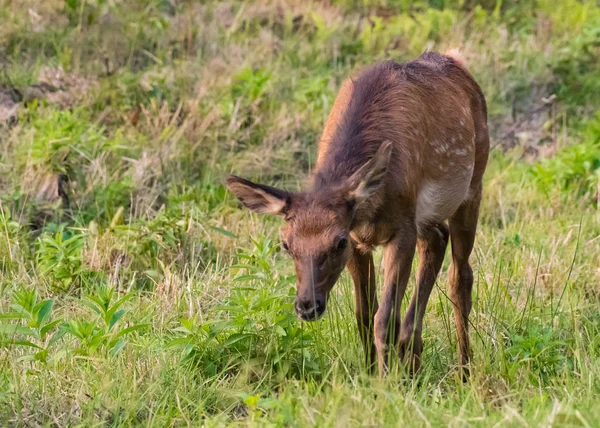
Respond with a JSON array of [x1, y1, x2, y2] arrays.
[[1, 0, 599, 425]]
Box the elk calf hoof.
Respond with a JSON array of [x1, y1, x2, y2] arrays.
[[398, 334, 423, 375], [458, 365, 470, 382]]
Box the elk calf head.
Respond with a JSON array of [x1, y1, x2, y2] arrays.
[[227, 142, 391, 321]]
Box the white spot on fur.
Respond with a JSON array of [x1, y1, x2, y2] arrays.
[[433, 141, 450, 155]]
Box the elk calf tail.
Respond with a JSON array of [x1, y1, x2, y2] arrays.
[[444, 48, 467, 69]]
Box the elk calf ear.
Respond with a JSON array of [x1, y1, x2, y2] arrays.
[[346, 141, 392, 205], [226, 176, 291, 216]]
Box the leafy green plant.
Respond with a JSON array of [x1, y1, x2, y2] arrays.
[[170, 238, 318, 378], [504, 326, 573, 386], [0, 287, 64, 363], [36, 225, 88, 290], [17, 107, 104, 176], [531, 114, 600, 197], [109, 211, 189, 278], [552, 16, 600, 110], [231, 67, 272, 104], [62, 286, 148, 356]]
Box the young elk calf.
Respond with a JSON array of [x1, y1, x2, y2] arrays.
[[227, 51, 489, 377]]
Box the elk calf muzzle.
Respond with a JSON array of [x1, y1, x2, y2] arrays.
[[295, 296, 326, 321]]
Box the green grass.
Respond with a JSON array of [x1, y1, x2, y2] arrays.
[[1, 0, 600, 425]]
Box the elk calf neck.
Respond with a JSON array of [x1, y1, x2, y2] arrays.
[[227, 51, 489, 377]]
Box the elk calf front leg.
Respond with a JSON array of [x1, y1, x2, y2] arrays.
[[347, 248, 378, 372], [374, 223, 417, 376], [399, 223, 449, 373]]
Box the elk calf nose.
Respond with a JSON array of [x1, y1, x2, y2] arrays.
[[295, 296, 326, 321]]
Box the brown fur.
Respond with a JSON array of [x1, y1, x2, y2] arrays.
[[227, 51, 489, 377]]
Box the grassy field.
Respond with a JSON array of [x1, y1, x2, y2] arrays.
[[1, 0, 600, 426]]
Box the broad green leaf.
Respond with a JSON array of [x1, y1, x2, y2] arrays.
[[207, 321, 235, 336], [113, 324, 149, 339], [79, 299, 104, 316], [35, 299, 54, 327], [40, 319, 62, 340], [90, 332, 109, 348], [105, 293, 133, 327], [184, 343, 194, 356], [48, 327, 68, 347], [109, 339, 127, 356], [167, 337, 194, 348], [108, 309, 126, 330], [9, 303, 31, 317], [144, 270, 161, 279], [0, 324, 36, 336], [86, 295, 107, 313], [63, 234, 84, 248], [110, 206, 125, 228], [0, 339, 41, 349], [34, 349, 48, 363], [209, 226, 238, 239], [222, 333, 253, 347], [0, 312, 27, 320], [180, 318, 195, 332]]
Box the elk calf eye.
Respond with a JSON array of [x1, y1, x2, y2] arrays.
[[336, 238, 348, 252], [282, 241, 290, 251]]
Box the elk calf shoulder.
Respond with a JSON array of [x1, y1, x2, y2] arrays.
[[227, 50, 489, 377]]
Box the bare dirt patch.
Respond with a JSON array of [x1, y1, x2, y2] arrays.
[[0, 67, 96, 125], [489, 83, 560, 160]]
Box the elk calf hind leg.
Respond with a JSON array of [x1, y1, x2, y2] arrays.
[[448, 190, 481, 379]]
